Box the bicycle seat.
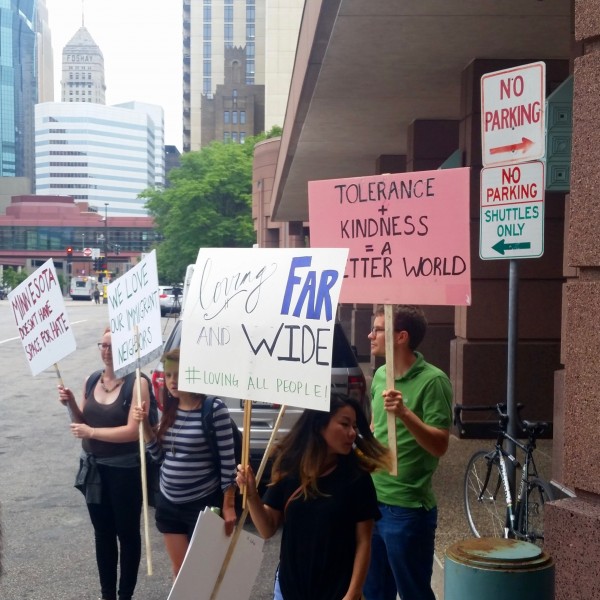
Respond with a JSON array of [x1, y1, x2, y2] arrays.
[[521, 419, 548, 437]]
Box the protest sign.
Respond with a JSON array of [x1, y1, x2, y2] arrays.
[[179, 247, 348, 411], [308, 168, 471, 306], [108, 250, 163, 378], [168, 508, 264, 600], [8, 259, 76, 376]]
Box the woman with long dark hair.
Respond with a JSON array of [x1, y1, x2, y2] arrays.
[[134, 347, 236, 578], [236, 394, 390, 600]]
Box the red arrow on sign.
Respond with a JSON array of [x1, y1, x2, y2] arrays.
[[490, 137, 535, 156]]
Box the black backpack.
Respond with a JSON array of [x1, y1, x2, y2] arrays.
[[200, 395, 243, 473]]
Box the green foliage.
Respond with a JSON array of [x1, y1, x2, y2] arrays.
[[1, 267, 29, 291], [143, 128, 281, 283]]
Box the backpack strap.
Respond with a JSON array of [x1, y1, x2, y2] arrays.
[[200, 396, 220, 465], [85, 369, 104, 400]]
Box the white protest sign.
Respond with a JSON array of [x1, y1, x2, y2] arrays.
[[8, 259, 76, 376], [108, 250, 163, 378], [168, 508, 264, 600], [179, 247, 348, 411]]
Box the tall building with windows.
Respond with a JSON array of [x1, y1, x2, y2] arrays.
[[35, 101, 162, 216], [201, 46, 264, 144], [36, 0, 55, 104], [61, 26, 106, 104], [183, 0, 266, 151], [0, 0, 39, 180]]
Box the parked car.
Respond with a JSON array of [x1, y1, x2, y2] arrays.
[[151, 318, 368, 470], [158, 285, 183, 316]]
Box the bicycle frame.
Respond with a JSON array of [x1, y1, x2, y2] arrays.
[[485, 427, 541, 540]]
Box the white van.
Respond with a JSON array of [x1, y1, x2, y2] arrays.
[[69, 276, 97, 301]]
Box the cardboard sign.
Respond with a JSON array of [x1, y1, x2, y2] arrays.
[[308, 168, 471, 306], [168, 508, 264, 600], [179, 248, 348, 411], [107, 250, 163, 377], [8, 259, 76, 376]]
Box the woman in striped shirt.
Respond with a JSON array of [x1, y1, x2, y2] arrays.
[[134, 348, 237, 577]]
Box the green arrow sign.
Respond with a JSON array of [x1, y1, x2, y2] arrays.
[[492, 239, 532, 255]]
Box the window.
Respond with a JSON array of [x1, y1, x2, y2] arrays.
[[203, 60, 211, 76], [203, 24, 211, 39], [204, 42, 211, 58], [224, 111, 230, 124], [232, 111, 238, 124], [224, 132, 231, 142], [246, 60, 255, 76], [240, 111, 246, 124], [246, 6, 255, 22], [247, 42, 255, 57], [240, 132, 246, 143], [203, 79, 211, 94], [224, 6, 233, 20], [203, 5, 211, 20], [224, 23, 233, 42], [232, 132, 238, 143], [246, 24, 255, 39]]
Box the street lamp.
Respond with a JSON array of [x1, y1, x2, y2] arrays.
[[104, 203, 109, 275]]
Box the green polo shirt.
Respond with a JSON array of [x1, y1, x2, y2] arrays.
[[371, 352, 452, 510]]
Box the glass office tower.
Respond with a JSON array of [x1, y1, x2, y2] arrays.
[[0, 0, 38, 180]]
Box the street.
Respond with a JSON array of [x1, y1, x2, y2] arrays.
[[0, 299, 280, 600]]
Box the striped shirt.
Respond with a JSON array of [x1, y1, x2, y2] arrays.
[[146, 398, 236, 504]]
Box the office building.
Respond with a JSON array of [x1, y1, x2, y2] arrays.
[[0, 0, 39, 180], [201, 46, 264, 144], [35, 101, 162, 216], [183, 0, 266, 151], [61, 26, 106, 104]]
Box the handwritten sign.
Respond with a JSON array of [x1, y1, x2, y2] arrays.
[[308, 168, 471, 306], [8, 259, 76, 376], [179, 248, 348, 411], [168, 508, 264, 600], [108, 250, 163, 377]]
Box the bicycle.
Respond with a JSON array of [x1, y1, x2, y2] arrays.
[[454, 403, 555, 546]]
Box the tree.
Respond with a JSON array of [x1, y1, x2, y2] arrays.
[[143, 128, 281, 283], [2, 267, 28, 291]]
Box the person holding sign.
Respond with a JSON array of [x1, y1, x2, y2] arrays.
[[133, 347, 237, 578], [363, 305, 452, 600], [57, 327, 151, 600], [236, 393, 390, 600]]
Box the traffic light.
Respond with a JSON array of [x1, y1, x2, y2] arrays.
[[92, 258, 99, 270], [100, 258, 108, 271], [66, 246, 73, 260]]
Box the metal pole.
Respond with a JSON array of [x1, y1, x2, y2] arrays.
[[103, 203, 109, 303], [506, 259, 519, 493]]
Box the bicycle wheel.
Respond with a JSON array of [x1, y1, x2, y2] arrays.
[[464, 450, 507, 538], [517, 477, 554, 546]]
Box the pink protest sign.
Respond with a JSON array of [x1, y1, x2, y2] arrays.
[[308, 168, 471, 306]]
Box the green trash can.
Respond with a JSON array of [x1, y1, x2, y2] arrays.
[[445, 538, 554, 600]]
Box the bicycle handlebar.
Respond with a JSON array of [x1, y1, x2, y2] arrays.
[[453, 402, 524, 435]]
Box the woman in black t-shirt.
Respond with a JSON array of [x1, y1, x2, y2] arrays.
[[236, 394, 390, 600]]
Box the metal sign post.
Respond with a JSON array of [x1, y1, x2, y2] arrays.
[[480, 62, 547, 494]]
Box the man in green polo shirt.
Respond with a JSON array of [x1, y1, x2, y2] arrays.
[[363, 305, 452, 600]]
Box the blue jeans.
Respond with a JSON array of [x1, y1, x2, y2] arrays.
[[273, 566, 284, 600], [363, 504, 437, 600]]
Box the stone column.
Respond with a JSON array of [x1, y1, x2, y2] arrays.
[[544, 3, 600, 597]]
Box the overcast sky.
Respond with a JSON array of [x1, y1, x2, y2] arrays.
[[44, 0, 183, 148]]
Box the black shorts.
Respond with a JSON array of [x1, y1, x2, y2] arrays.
[[154, 488, 223, 538]]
